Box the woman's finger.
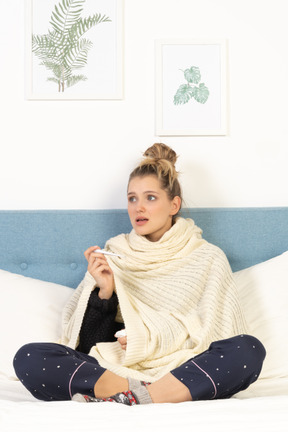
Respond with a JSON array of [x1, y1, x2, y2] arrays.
[[90, 255, 109, 268], [118, 336, 127, 347], [88, 253, 107, 269], [95, 263, 111, 275], [84, 246, 100, 262]]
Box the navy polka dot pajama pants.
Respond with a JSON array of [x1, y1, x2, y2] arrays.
[[13, 334, 265, 402], [171, 334, 265, 400]]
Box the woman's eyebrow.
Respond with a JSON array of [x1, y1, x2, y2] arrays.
[[127, 190, 159, 195]]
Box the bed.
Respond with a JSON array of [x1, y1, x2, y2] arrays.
[[0, 208, 288, 432]]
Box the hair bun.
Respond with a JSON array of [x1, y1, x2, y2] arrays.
[[143, 143, 178, 167], [128, 142, 182, 214]]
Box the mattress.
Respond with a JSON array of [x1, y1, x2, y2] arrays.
[[1, 377, 287, 432]]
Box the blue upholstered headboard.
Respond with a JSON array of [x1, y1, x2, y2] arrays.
[[0, 208, 287, 288]]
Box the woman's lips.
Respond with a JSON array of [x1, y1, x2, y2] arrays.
[[135, 217, 148, 226]]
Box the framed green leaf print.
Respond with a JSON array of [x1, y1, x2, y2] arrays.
[[26, 0, 123, 100], [155, 39, 227, 136]]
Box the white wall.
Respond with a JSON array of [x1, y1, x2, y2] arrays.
[[1, 0, 288, 210]]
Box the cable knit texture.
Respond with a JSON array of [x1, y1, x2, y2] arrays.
[[60, 217, 247, 382]]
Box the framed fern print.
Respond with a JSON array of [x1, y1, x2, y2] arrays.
[[26, 0, 123, 100], [155, 39, 228, 136]]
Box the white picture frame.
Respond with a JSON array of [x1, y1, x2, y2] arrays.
[[155, 39, 228, 136], [25, 0, 123, 100]]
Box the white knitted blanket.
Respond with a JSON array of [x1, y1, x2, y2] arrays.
[[61, 218, 247, 382]]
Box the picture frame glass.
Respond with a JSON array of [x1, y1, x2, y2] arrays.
[[156, 40, 227, 136], [26, 0, 123, 100]]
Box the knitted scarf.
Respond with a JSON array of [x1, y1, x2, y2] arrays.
[[61, 217, 247, 382]]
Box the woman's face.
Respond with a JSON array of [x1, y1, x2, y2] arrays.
[[127, 175, 181, 242]]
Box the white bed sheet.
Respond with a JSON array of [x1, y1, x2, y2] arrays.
[[1, 377, 287, 432]]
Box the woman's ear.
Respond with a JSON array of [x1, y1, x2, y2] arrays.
[[170, 196, 182, 216]]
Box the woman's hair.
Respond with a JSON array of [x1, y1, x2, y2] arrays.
[[128, 143, 182, 212]]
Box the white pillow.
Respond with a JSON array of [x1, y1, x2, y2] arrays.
[[0, 270, 73, 379], [234, 251, 288, 380]]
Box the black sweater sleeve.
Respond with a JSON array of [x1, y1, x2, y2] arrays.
[[76, 288, 122, 354]]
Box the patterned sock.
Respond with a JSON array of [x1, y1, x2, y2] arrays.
[[72, 378, 152, 405], [128, 377, 153, 404], [72, 390, 139, 405]]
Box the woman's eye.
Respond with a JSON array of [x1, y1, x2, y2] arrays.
[[128, 196, 136, 203], [147, 195, 156, 201]]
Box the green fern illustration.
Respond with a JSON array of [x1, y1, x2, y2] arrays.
[[32, 0, 111, 92], [174, 66, 210, 105]]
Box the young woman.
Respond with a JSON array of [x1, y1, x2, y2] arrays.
[[14, 143, 265, 405]]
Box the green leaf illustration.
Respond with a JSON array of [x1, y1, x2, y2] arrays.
[[174, 84, 195, 105], [183, 66, 201, 84], [68, 15, 111, 42], [66, 74, 88, 88], [173, 66, 210, 106], [50, 0, 84, 37], [194, 83, 209, 103], [193, 83, 210, 104], [32, 0, 111, 92], [64, 38, 94, 69]]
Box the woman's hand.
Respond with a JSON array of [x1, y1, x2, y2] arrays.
[[118, 336, 127, 350], [115, 329, 127, 351], [84, 246, 115, 299]]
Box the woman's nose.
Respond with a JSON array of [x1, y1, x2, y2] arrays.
[[136, 200, 145, 212]]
